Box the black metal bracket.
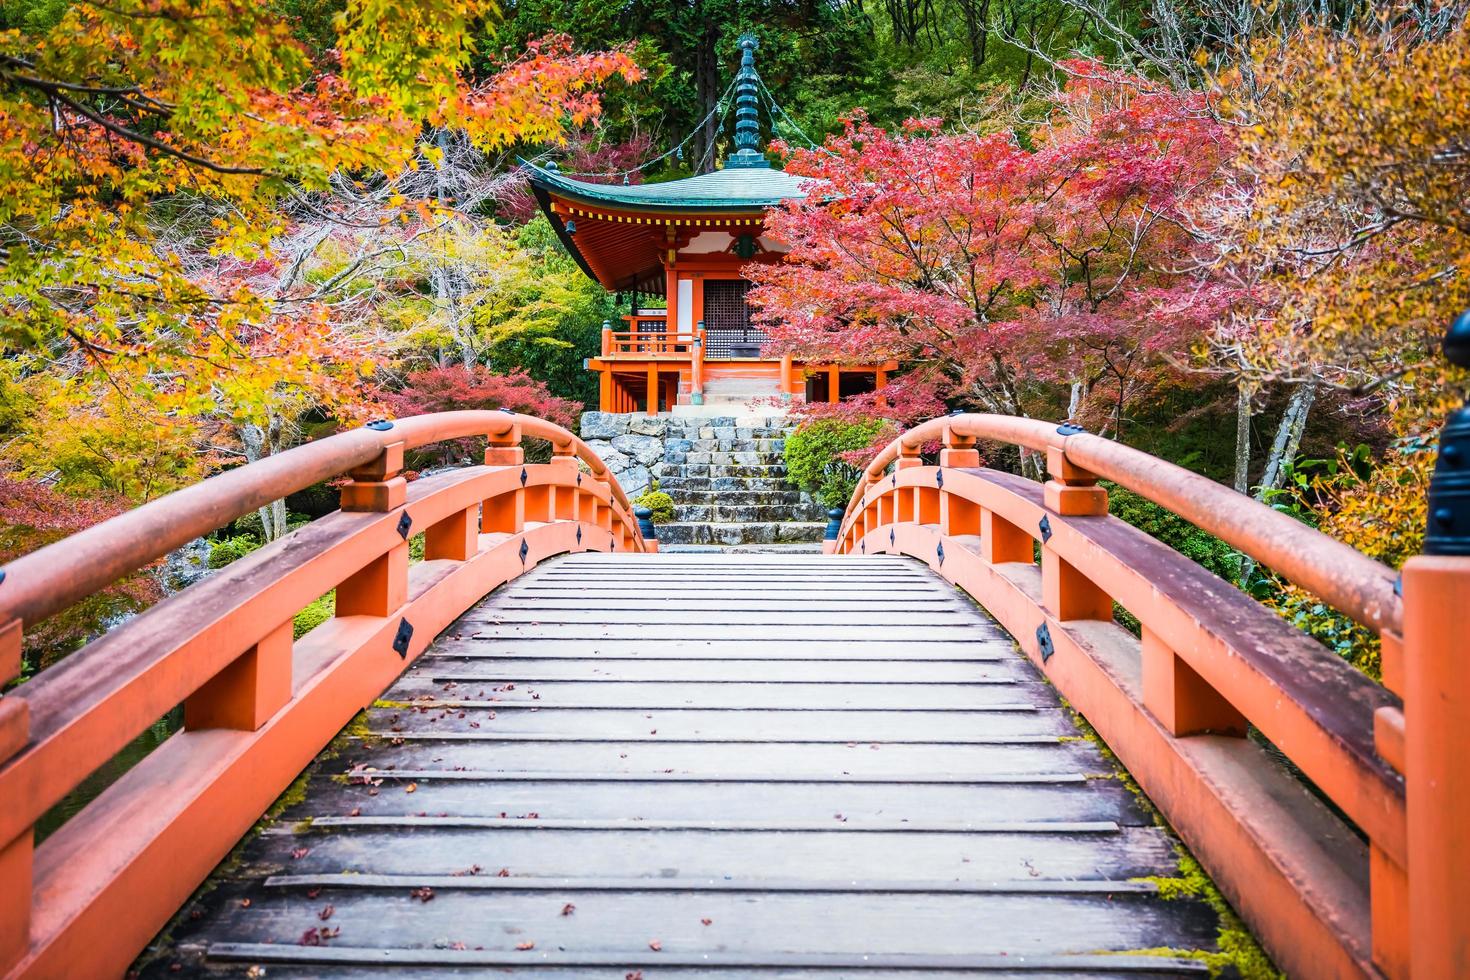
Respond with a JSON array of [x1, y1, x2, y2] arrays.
[[890, 528, 896, 547], [519, 539, 530, 563], [1036, 622, 1055, 663], [935, 470, 944, 488], [936, 541, 945, 566], [391, 618, 414, 658], [396, 512, 413, 540], [519, 468, 528, 487], [576, 525, 583, 544], [1038, 515, 1053, 543]]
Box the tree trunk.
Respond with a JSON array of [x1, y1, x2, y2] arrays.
[[1254, 377, 1317, 502], [1238, 377, 1317, 586], [241, 414, 290, 542], [1233, 378, 1253, 495]]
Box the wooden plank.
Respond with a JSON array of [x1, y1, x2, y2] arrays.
[[244, 824, 1186, 882], [277, 774, 1151, 824], [374, 679, 1046, 709], [411, 657, 1029, 682], [364, 705, 1074, 739], [426, 640, 1012, 659], [161, 888, 1219, 958], [204, 944, 1210, 974], [343, 739, 1101, 776], [458, 610, 979, 626], [454, 624, 1003, 641]]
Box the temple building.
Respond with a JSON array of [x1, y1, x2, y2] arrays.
[[525, 35, 894, 416]]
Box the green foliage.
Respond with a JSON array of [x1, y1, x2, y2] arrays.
[[293, 592, 335, 639], [208, 534, 263, 570], [1105, 483, 1240, 582], [785, 418, 894, 509], [634, 483, 675, 524]]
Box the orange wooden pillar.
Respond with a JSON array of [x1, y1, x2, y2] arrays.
[[827, 365, 840, 404], [646, 363, 659, 416], [598, 370, 613, 413], [1402, 554, 1470, 976], [780, 354, 793, 403]]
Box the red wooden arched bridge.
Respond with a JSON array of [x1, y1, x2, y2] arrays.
[[0, 409, 1465, 978]]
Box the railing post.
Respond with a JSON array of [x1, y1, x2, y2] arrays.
[[337, 431, 409, 617], [482, 424, 525, 534], [550, 437, 578, 522], [601, 320, 612, 357], [1040, 426, 1111, 621], [1401, 310, 1470, 976], [184, 622, 293, 731], [939, 424, 981, 537], [647, 362, 659, 416], [424, 506, 479, 561], [340, 435, 406, 513], [780, 353, 793, 403]]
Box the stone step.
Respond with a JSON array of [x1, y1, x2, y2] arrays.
[[680, 438, 787, 453], [658, 476, 796, 493], [674, 502, 828, 523], [681, 451, 787, 466], [653, 521, 828, 546], [667, 489, 812, 506], [678, 463, 789, 480]]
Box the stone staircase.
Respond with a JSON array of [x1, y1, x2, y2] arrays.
[[579, 412, 826, 548]]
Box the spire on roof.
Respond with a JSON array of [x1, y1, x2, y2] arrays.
[[726, 33, 769, 170]]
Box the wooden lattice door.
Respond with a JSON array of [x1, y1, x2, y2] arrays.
[[702, 279, 767, 358]]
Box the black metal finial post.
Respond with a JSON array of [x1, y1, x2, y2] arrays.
[[824, 508, 843, 542], [1424, 310, 1470, 556], [635, 507, 657, 542]]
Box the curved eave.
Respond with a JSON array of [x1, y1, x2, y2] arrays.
[[529, 180, 603, 287], [521, 160, 807, 214]]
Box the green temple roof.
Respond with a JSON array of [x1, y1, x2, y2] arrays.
[[523, 161, 810, 213], [523, 35, 811, 214]]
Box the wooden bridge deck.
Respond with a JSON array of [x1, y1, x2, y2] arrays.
[[139, 553, 1227, 977]]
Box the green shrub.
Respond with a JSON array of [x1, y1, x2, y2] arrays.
[[784, 418, 895, 509], [208, 534, 262, 569], [293, 592, 334, 639], [633, 480, 675, 524], [1105, 483, 1240, 582]]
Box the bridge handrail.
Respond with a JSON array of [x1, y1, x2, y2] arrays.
[[0, 411, 649, 978], [830, 410, 1470, 978], [843, 413, 1402, 637], [0, 410, 631, 633]]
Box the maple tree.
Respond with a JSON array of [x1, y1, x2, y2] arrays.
[[0, 2, 639, 484], [0, 466, 162, 678], [748, 62, 1231, 465]]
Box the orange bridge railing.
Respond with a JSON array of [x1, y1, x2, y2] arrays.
[[830, 413, 1467, 979], [0, 411, 652, 979]]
